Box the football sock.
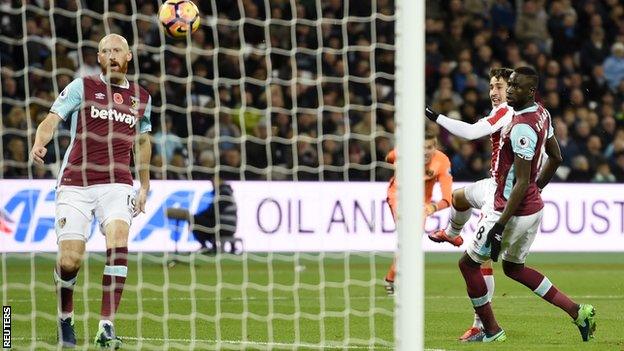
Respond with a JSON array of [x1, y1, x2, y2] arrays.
[[483, 268, 495, 302], [472, 268, 494, 328], [446, 206, 471, 238], [459, 256, 500, 335], [99, 319, 113, 329], [54, 266, 78, 320], [385, 260, 396, 282], [101, 247, 128, 320], [503, 263, 579, 319]]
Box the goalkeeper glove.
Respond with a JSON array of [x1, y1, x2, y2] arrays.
[[425, 105, 440, 122], [485, 222, 504, 262]]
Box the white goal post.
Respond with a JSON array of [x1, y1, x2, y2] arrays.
[[394, 0, 425, 350]]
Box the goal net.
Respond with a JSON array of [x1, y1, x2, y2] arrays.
[[0, 0, 403, 349]]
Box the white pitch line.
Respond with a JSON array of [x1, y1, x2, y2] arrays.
[[11, 337, 455, 351], [125, 336, 394, 349], [10, 336, 395, 350], [5, 294, 623, 304]]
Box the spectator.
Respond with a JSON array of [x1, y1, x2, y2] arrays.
[[585, 135, 605, 171], [553, 118, 580, 167], [166, 151, 189, 180], [451, 142, 475, 177], [220, 148, 242, 181], [567, 155, 593, 182], [604, 127, 624, 159], [2, 76, 21, 115], [73, 48, 100, 78], [150, 154, 164, 180], [455, 154, 488, 182], [580, 27, 610, 75], [515, 1, 550, 47], [2, 0, 624, 184], [490, 0, 515, 31], [611, 152, 624, 181], [4, 137, 28, 178], [244, 121, 270, 180], [603, 42, 624, 92], [584, 65, 609, 103], [592, 161, 616, 183]]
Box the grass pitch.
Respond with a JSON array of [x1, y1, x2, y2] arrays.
[[2, 252, 622, 350]]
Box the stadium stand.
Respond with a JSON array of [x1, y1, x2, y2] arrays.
[[1, 0, 623, 183]]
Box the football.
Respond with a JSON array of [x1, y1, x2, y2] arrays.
[[158, 0, 201, 39]]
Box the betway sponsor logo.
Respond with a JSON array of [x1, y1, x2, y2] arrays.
[[90, 106, 137, 128]]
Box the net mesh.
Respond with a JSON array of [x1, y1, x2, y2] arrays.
[[1, 0, 396, 349]]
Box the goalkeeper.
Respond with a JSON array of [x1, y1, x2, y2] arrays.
[[384, 131, 452, 295], [30, 34, 152, 349]]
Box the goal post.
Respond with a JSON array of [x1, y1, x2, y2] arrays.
[[394, 0, 425, 350]]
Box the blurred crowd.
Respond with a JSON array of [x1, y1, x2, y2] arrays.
[[426, 0, 624, 183], [0, 0, 395, 181], [1, 0, 624, 183]]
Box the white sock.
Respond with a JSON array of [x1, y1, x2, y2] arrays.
[[60, 311, 73, 321], [472, 271, 495, 329], [445, 206, 471, 237], [99, 319, 113, 329], [484, 273, 495, 302], [472, 313, 482, 329]]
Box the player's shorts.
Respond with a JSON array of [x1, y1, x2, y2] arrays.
[[55, 184, 135, 242], [467, 209, 543, 264], [464, 177, 496, 211]]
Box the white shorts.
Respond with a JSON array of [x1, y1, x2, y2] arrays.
[[464, 177, 496, 212], [55, 184, 135, 242], [467, 209, 543, 264]]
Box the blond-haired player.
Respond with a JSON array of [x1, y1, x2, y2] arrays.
[[384, 131, 453, 294]]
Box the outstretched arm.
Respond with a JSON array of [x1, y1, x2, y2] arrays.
[[436, 116, 493, 140], [31, 113, 63, 165], [426, 105, 500, 140]]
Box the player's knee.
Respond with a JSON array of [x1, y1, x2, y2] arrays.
[[58, 254, 81, 272], [451, 189, 470, 211], [458, 254, 479, 272], [111, 229, 129, 247], [106, 220, 130, 246], [502, 260, 523, 278]]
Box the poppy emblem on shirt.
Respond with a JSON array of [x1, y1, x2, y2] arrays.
[[113, 93, 123, 104]]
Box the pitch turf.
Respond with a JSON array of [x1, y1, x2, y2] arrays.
[[2, 252, 622, 350]]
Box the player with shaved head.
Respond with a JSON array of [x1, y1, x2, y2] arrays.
[[31, 33, 152, 348]]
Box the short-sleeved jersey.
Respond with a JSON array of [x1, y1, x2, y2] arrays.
[[386, 149, 452, 215], [494, 103, 553, 215], [480, 102, 514, 178], [51, 74, 152, 187]]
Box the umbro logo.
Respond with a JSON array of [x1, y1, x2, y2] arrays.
[[95, 92, 105, 100]]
